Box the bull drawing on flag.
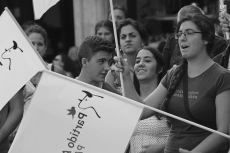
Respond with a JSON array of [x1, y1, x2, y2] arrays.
[[67, 90, 104, 119], [1, 40, 23, 70]]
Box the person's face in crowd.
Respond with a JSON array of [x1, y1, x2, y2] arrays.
[[28, 32, 47, 57], [177, 21, 206, 60], [134, 49, 158, 81], [53, 55, 64, 68], [96, 27, 114, 43], [86, 51, 112, 83], [120, 25, 143, 55], [109, 9, 125, 27], [68, 47, 78, 62]]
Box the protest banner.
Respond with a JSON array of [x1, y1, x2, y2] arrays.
[[9, 70, 144, 153], [0, 8, 46, 109], [33, 0, 60, 19]]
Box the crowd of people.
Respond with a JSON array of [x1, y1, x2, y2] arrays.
[[2, 3, 230, 153]]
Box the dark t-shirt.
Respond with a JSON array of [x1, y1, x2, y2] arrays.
[[163, 33, 227, 70], [161, 63, 230, 153]]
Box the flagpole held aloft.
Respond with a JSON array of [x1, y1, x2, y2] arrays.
[[109, 0, 125, 96]]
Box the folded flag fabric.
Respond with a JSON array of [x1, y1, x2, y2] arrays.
[[0, 8, 46, 109], [33, 0, 60, 19]]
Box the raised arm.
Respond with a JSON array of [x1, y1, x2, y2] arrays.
[[0, 89, 24, 143], [142, 83, 168, 119]]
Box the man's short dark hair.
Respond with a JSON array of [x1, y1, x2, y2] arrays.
[[78, 36, 115, 67]]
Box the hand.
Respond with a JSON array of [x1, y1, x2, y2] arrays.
[[179, 148, 202, 153], [113, 56, 130, 79], [140, 144, 165, 153], [219, 11, 230, 33], [110, 64, 120, 78]]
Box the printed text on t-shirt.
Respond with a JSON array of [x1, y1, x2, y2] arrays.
[[173, 90, 198, 99]]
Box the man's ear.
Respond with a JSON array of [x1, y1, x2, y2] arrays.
[[81, 58, 88, 68]]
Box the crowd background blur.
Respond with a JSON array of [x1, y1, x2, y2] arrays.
[[0, 0, 221, 65], [0, 0, 229, 152]]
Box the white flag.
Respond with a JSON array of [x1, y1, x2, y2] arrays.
[[0, 8, 46, 109], [9, 70, 144, 153], [33, 0, 60, 20]]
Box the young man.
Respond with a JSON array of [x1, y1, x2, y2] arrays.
[[77, 36, 120, 94]]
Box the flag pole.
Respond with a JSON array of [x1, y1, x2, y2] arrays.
[[133, 100, 230, 139], [109, 0, 125, 96]]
